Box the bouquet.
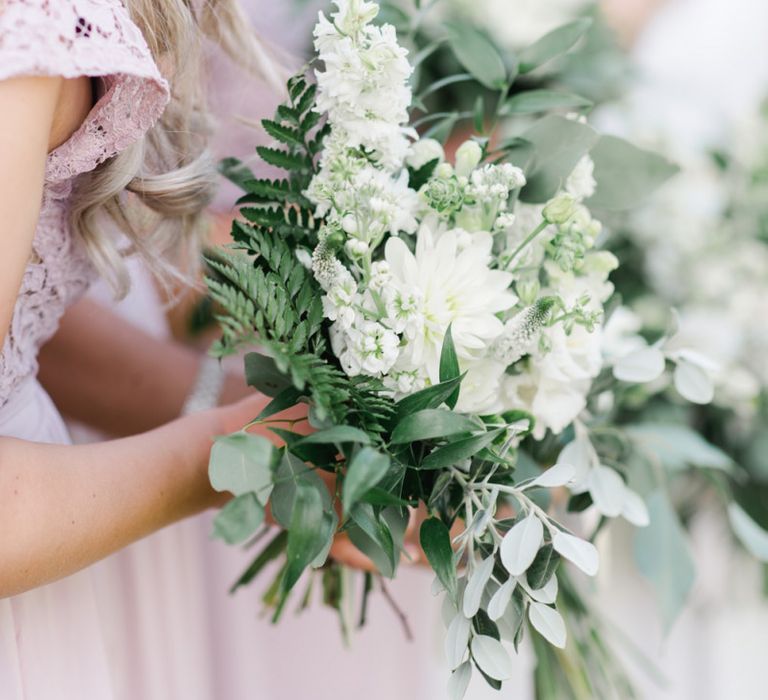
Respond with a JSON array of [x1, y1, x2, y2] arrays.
[[206, 1, 687, 695]]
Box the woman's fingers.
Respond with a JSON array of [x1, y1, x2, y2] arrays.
[[329, 534, 377, 572]]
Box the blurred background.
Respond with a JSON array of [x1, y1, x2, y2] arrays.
[[57, 1, 768, 698]]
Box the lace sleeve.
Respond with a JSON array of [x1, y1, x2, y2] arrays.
[[0, 0, 170, 181]]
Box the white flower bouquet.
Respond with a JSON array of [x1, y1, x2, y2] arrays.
[[206, 1, 686, 695]]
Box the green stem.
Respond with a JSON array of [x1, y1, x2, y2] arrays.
[[506, 220, 549, 270]]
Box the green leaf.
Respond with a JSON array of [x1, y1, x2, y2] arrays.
[[294, 425, 372, 447], [270, 453, 332, 528], [255, 386, 304, 421], [229, 530, 288, 593], [728, 503, 768, 562], [390, 409, 479, 445], [360, 486, 412, 508], [503, 89, 593, 115], [633, 490, 695, 633], [587, 135, 680, 211], [439, 325, 461, 410], [244, 352, 292, 397], [518, 18, 593, 74], [420, 429, 503, 470], [256, 145, 310, 171], [208, 433, 274, 503], [262, 119, 304, 148], [395, 374, 465, 418], [218, 157, 256, 191], [626, 423, 732, 472], [342, 447, 391, 514], [280, 482, 328, 601], [526, 544, 560, 589], [212, 493, 265, 545], [420, 518, 457, 599], [520, 115, 599, 203], [348, 504, 397, 577], [445, 22, 508, 90]]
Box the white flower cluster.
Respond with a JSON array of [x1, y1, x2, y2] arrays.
[[313, 0, 414, 168]]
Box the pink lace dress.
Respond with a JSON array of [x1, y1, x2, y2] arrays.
[[0, 2, 214, 697]]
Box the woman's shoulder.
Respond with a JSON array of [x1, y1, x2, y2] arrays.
[[0, 0, 165, 85], [0, 0, 171, 181]]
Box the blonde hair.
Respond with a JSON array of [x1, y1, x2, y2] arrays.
[[71, 0, 290, 297]]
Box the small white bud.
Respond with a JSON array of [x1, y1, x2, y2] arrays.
[[454, 140, 483, 178]]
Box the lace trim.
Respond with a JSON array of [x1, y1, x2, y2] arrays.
[[0, 0, 170, 182]]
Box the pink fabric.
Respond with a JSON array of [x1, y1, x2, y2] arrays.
[[0, 1, 170, 697]]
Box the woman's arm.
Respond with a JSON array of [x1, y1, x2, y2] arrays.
[[0, 401, 259, 597], [38, 297, 248, 436], [0, 75, 62, 350]]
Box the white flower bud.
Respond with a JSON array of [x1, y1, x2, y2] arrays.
[[434, 162, 455, 179], [455, 140, 483, 177], [407, 138, 445, 170], [342, 214, 359, 235], [344, 238, 370, 257], [543, 194, 577, 225]]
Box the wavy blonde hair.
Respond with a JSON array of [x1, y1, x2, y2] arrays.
[[71, 0, 290, 297]]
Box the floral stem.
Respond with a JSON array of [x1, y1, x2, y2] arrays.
[[506, 220, 549, 270]]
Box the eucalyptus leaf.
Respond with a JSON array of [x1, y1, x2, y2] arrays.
[[728, 503, 768, 562], [626, 423, 732, 472], [587, 135, 679, 211], [209, 432, 274, 502], [521, 115, 599, 202], [445, 22, 508, 90], [518, 18, 593, 73], [211, 493, 265, 545], [633, 490, 695, 632], [504, 90, 592, 115]]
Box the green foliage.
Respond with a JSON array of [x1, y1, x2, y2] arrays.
[[587, 135, 680, 211], [420, 518, 458, 599], [518, 18, 593, 74], [520, 115, 599, 203], [633, 490, 695, 632], [503, 89, 593, 115], [212, 493, 265, 545], [445, 22, 510, 90], [439, 325, 461, 410]]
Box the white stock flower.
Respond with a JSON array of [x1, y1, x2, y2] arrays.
[[407, 138, 445, 170], [322, 273, 359, 329], [503, 323, 603, 438], [385, 219, 517, 383], [339, 319, 400, 377], [313, 7, 414, 169]]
